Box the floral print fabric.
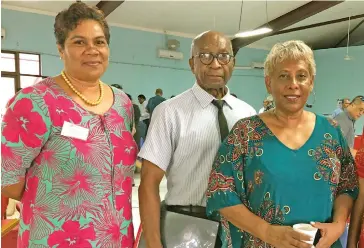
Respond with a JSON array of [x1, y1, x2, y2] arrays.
[[1, 78, 138, 248]]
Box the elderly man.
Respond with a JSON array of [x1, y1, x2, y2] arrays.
[[138, 31, 256, 248], [334, 95, 364, 155]]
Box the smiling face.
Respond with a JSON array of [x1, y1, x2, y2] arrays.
[[58, 19, 109, 82], [265, 59, 314, 115], [189, 32, 235, 90]]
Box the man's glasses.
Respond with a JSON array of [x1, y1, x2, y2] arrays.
[[193, 53, 234, 65]]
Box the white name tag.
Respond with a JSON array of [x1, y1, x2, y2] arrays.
[[61, 121, 89, 141]]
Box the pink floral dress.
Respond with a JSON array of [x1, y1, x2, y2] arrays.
[[1, 78, 138, 248]]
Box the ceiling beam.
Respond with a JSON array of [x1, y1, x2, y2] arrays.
[[334, 18, 364, 47], [270, 14, 364, 37], [232, 1, 344, 54], [96, 1, 124, 17]]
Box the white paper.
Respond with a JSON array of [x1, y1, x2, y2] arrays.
[[61, 121, 89, 141]]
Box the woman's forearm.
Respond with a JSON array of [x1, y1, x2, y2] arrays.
[[333, 194, 354, 225], [347, 195, 364, 246], [220, 204, 270, 242], [347, 179, 364, 247]]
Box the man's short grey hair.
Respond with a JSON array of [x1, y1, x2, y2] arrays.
[[264, 40, 316, 77]]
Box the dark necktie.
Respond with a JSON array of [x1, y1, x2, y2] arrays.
[[212, 100, 229, 142]]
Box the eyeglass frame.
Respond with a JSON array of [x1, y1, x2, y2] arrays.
[[191, 52, 235, 65]]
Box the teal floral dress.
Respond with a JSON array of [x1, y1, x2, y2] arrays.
[[1, 78, 138, 248], [206, 115, 359, 248]]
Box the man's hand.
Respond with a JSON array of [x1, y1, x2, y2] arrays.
[[311, 221, 346, 248]]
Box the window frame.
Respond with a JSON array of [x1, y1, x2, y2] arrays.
[[1, 50, 45, 92]]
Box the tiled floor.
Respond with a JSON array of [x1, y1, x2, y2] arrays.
[[132, 173, 167, 237]]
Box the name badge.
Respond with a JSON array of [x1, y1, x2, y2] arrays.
[[61, 121, 89, 141]]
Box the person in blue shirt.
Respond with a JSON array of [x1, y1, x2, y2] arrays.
[[146, 88, 166, 117], [206, 40, 359, 248], [332, 98, 350, 118]]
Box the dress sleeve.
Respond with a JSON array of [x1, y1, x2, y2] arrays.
[[206, 119, 247, 220], [1, 88, 51, 186], [355, 148, 364, 178], [335, 126, 359, 199]]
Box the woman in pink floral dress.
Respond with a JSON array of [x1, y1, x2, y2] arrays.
[[1, 2, 137, 248]]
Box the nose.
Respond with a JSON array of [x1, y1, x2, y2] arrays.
[[287, 77, 300, 89], [85, 43, 99, 55], [209, 57, 222, 69]]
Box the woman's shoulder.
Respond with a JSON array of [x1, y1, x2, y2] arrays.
[[234, 115, 262, 127], [6, 78, 58, 107], [314, 114, 342, 134], [316, 114, 339, 127], [109, 86, 129, 101]]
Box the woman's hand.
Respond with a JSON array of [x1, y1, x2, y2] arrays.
[[266, 225, 313, 248], [311, 221, 346, 248]]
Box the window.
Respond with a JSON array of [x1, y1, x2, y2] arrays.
[[1, 50, 45, 92], [1, 50, 46, 118]]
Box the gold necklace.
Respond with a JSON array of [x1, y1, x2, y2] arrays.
[[61, 71, 104, 106]]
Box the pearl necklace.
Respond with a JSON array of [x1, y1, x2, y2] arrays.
[[61, 71, 104, 106]]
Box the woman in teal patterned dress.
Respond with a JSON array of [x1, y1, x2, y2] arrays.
[[206, 40, 359, 248]]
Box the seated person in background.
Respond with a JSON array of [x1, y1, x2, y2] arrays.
[[332, 98, 350, 118], [334, 95, 364, 156], [347, 127, 364, 248], [206, 40, 359, 248]]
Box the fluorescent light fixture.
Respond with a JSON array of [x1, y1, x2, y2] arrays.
[[235, 27, 272, 38]]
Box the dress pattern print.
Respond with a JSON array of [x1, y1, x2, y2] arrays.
[[1, 78, 138, 248], [206, 115, 358, 248]]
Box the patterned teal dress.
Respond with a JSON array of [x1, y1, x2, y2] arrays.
[[206, 115, 359, 248]]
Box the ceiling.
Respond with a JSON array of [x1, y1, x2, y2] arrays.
[[2, 0, 364, 50]]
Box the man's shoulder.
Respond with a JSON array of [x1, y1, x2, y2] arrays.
[[229, 97, 257, 115], [153, 89, 194, 113], [334, 111, 347, 121]]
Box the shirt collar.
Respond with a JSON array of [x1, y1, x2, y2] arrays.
[[344, 109, 355, 122], [192, 83, 233, 109]]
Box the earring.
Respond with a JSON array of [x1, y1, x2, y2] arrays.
[[306, 90, 316, 108]]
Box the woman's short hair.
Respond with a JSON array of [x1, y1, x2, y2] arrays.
[[54, 2, 110, 48], [264, 40, 316, 77]]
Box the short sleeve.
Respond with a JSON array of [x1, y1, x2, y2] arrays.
[[206, 120, 246, 220], [138, 103, 174, 171], [355, 148, 364, 178], [335, 126, 359, 199], [1, 89, 51, 186], [334, 114, 353, 147]]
